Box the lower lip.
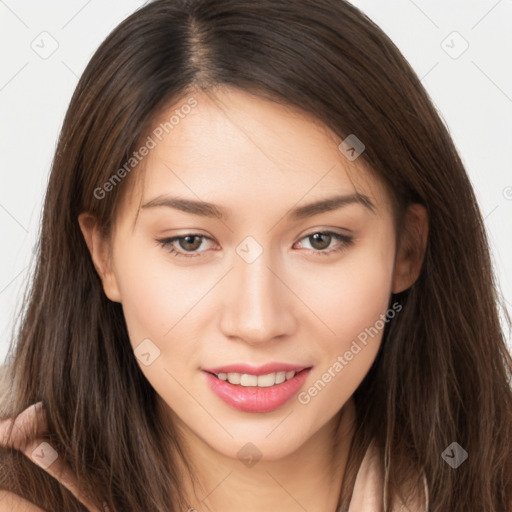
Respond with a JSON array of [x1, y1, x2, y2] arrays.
[[203, 368, 312, 413]]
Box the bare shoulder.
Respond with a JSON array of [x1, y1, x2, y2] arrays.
[[0, 490, 46, 511]]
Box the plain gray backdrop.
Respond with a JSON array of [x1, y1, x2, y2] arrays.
[[1, 0, 511, 365]]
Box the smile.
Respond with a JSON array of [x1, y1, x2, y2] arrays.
[[215, 370, 298, 387], [202, 363, 312, 413]]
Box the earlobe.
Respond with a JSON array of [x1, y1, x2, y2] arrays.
[[392, 203, 429, 294], [77, 213, 122, 303]]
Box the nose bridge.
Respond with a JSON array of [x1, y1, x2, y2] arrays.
[[219, 243, 296, 343]]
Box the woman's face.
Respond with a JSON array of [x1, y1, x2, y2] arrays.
[[83, 87, 413, 462]]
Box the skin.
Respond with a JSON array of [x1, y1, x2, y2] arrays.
[[0, 87, 428, 512]]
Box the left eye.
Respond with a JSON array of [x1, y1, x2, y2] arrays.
[[294, 231, 354, 255], [156, 231, 353, 259]]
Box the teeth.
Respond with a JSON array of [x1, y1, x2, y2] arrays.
[[257, 373, 275, 387], [275, 371, 286, 384], [227, 372, 241, 384], [216, 370, 298, 386], [240, 374, 258, 386]]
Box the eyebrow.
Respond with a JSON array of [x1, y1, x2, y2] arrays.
[[140, 192, 376, 220]]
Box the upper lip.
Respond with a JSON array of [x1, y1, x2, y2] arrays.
[[202, 362, 312, 376]]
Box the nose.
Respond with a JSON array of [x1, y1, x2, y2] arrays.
[[218, 249, 297, 346]]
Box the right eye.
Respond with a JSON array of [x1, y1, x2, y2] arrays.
[[156, 234, 216, 258]]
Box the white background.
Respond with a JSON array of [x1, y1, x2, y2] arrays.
[[1, 0, 511, 365]]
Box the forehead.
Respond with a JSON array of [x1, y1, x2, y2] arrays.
[[118, 87, 392, 226]]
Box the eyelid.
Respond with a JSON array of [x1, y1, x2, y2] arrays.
[[298, 225, 353, 238]]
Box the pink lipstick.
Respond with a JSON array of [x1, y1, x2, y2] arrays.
[[202, 363, 312, 413]]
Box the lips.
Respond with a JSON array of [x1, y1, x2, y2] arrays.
[[202, 362, 313, 413]]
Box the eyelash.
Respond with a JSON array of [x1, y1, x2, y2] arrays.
[[156, 231, 354, 259]]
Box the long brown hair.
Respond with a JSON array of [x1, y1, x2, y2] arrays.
[[1, 0, 511, 510]]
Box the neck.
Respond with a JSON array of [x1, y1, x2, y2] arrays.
[[161, 398, 357, 512]]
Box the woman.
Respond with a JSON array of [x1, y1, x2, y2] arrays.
[[1, 0, 511, 510]]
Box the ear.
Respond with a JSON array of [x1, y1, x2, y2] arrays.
[[78, 212, 122, 303], [392, 203, 429, 294]]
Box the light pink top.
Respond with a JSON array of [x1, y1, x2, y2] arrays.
[[344, 440, 429, 512]]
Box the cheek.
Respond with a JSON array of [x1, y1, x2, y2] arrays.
[[112, 239, 205, 344], [296, 243, 395, 415], [335, 252, 394, 340], [295, 229, 396, 348], [114, 261, 171, 346], [111, 246, 207, 409]]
